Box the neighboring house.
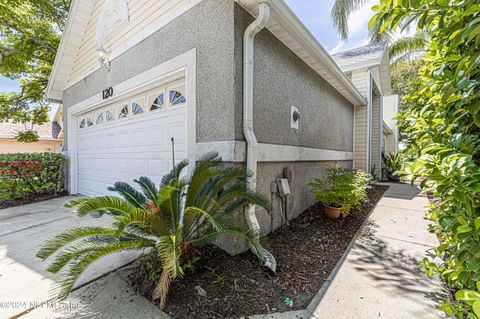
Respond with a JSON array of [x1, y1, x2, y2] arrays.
[[333, 42, 399, 179], [53, 105, 64, 141], [0, 120, 62, 154], [45, 0, 397, 253]]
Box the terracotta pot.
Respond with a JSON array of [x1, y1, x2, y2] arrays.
[[324, 205, 342, 219]]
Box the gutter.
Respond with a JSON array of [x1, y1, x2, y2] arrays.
[[243, 0, 276, 273]]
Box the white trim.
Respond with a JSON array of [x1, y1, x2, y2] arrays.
[[196, 141, 353, 162], [366, 70, 372, 173], [67, 49, 197, 194], [258, 143, 353, 162], [379, 94, 384, 173], [352, 105, 356, 168], [337, 58, 382, 73]]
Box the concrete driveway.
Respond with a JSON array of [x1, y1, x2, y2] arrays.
[[0, 197, 161, 319]]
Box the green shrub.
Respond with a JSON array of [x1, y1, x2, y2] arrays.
[[0, 152, 65, 200], [37, 152, 272, 308], [371, 0, 480, 316], [383, 153, 403, 181], [310, 166, 371, 217]]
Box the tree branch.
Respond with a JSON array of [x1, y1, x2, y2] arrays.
[[3, 21, 57, 55]]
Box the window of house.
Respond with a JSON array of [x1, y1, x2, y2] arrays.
[[132, 102, 144, 115], [169, 90, 186, 106], [119, 105, 129, 119], [79, 118, 86, 129], [150, 93, 164, 111]]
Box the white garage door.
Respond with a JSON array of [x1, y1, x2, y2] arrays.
[[76, 79, 187, 196]]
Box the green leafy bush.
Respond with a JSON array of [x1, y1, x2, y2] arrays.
[[37, 152, 272, 308], [383, 153, 403, 181], [0, 152, 65, 200], [310, 166, 371, 217], [371, 0, 480, 317]]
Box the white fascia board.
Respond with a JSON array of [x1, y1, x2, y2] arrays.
[[46, 0, 95, 102], [338, 58, 381, 73]]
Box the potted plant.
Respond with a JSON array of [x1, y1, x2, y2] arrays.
[[310, 166, 371, 219]]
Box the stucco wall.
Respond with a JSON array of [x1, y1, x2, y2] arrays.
[[233, 4, 354, 151], [62, 0, 237, 149]]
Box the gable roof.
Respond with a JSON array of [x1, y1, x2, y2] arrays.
[[333, 42, 392, 95], [0, 122, 62, 140], [332, 42, 388, 71], [47, 0, 366, 106]]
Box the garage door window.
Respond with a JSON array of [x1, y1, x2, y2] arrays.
[[119, 105, 129, 119], [86, 116, 94, 127], [150, 93, 164, 111], [96, 112, 104, 125], [169, 90, 186, 106], [132, 102, 144, 115]]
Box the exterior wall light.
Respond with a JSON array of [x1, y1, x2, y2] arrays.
[[96, 46, 111, 71], [291, 106, 300, 129], [293, 110, 301, 121]]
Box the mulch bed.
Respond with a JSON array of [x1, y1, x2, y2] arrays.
[[0, 191, 68, 210], [121, 184, 388, 319]]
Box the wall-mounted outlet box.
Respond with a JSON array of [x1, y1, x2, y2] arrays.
[[277, 178, 291, 196], [291, 106, 300, 130]]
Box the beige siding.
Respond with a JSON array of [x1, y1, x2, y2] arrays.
[[354, 105, 367, 171], [351, 69, 368, 96], [385, 133, 396, 155], [383, 95, 399, 155], [0, 139, 62, 154], [67, 0, 194, 87], [370, 94, 382, 177], [351, 69, 368, 172]]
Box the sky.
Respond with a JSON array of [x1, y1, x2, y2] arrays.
[[0, 0, 377, 120]]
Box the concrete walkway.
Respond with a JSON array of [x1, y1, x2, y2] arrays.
[[0, 197, 158, 319], [308, 182, 446, 319]]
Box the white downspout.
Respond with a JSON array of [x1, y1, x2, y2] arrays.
[[243, 1, 276, 273]]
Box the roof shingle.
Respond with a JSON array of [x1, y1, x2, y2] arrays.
[[332, 42, 387, 69]]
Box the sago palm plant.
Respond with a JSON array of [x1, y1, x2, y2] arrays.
[[37, 152, 271, 308]]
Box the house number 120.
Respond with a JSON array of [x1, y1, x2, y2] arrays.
[[102, 87, 113, 99]]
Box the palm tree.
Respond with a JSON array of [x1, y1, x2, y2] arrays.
[[331, 0, 428, 66], [37, 152, 271, 308]]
